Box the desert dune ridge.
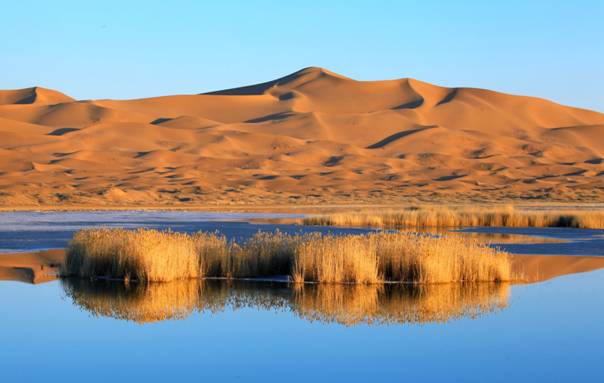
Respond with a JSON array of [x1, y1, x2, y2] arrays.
[[1, 67, 604, 206]]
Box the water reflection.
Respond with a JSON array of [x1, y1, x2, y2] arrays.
[[62, 279, 201, 322], [449, 231, 566, 244], [294, 283, 508, 325], [62, 279, 509, 326]]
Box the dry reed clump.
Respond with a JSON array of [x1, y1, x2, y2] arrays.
[[303, 205, 604, 229], [229, 231, 303, 278], [193, 232, 229, 278], [293, 232, 510, 284], [63, 228, 510, 284], [293, 234, 380, 283], [62, 228, 199, 282], [374, 233, 511, 283]]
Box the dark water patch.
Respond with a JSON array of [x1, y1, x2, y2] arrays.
[[0, 211, 371, 252]]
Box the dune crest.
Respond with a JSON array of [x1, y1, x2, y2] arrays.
[[1, 68, 604, 206], [0, 86, 74, 105]]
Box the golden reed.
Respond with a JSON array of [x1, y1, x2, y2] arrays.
[[62, 228, 510, 283], [63, 228, 199, 282], [303, 205, 604, 229]]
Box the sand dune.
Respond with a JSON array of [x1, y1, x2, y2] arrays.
[[1, 67, 604, 206], [0, 87, 74, 106]]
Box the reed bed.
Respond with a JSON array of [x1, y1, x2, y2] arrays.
[[62, 279, 509, 325], [293, 235, 380, 283], [63, 228, 511, 283], [291, 232, 509, 283], [303, 206, 604, 229], [63, 228, 199, 282]]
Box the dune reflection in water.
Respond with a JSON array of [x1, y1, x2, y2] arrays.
[[62, 279, 509, 326]]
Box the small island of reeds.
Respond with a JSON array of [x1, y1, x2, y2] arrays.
[[62, 228, 511, 283]]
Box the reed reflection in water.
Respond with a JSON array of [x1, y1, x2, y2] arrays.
[[61, 279, 509, 326]]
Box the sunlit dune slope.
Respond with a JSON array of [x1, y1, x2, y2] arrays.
[[1, 67, 604, 206], [0, 86, 74, 106]]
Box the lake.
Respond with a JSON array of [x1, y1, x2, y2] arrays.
[[1, 211, 602, 382]]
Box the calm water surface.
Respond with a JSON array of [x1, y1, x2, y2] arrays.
[[0, 212, 603, 382], [2, 271, 602, 382]]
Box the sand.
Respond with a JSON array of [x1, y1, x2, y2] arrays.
[[512, 254, 604, 283], [0, 249, 64, 284], [1, 67, 604, 207], [1, 248, 602, 285]]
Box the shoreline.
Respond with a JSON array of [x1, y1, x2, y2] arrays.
[[2, 249, 603, 285], [2, 202, 604, 213]]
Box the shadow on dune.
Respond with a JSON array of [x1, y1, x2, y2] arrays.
[[436, 88, 458, 106], [245, 111, 295, 123], [47, 127, 80, 136], [366, 125, 438, 149], [394, 98, 424, 109], [61, 279, 509, 326]]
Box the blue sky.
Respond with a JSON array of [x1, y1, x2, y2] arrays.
[[2, 1, 603, 111]]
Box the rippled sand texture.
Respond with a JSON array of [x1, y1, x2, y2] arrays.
[[2, 67, 604, 206]]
